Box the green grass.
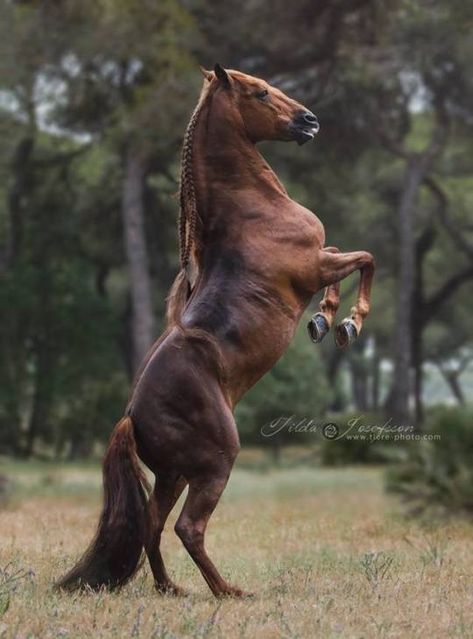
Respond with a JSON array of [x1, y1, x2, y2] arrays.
[[1, 461, 472, 638]]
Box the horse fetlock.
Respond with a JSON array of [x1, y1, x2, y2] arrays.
[[351, 302, 369, 320]]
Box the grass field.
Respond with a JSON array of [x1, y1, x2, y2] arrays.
[[1, 458, 472, 638]]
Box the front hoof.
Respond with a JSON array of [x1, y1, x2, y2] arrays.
[[307, 313, 329, 343], [335, 318, 358, 348]]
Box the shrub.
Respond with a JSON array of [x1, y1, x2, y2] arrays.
[[319, 412, 403, 466], [386, 407, 473, 517]]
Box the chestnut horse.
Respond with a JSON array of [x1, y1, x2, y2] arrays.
[[58, 64, 374, 598]]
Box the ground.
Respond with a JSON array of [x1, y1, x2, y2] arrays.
[[0, 458, 472, 638]]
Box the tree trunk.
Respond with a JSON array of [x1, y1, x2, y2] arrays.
[[412, 326, 424, 425], [441, 370, 466, 406], [349, 342, 369, 411], [6, 136, 35, 267], [371, 339, 381, 412], [121, 146, 154, 373], [411, 225, 435, 427], [3, 135, 36, 454], [24, 336, 52, 457], [386, 158, 425, 424], [324, 348, 346, 411]]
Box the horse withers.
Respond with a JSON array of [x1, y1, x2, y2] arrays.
[[57, 64, 374, 598]]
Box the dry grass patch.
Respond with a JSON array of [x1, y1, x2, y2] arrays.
[[1, 463, 472, 638]]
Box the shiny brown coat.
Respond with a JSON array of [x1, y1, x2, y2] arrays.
[[58, 65, 374, 598]]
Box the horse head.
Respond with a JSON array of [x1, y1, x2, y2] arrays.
[[200, 63, 319, 146]]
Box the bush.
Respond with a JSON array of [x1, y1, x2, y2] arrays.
[[319, 412, 402, 466], [386, 407, 473, 517]]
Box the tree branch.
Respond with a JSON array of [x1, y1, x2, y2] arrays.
[[33, 144, 91, 169], [375, 123, 411, 160], [423, 175, 473, 262], [422, 264, 473, 323]]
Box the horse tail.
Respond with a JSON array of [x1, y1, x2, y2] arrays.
[[165, 268, 191, 326], [56, 416, 150, 592]]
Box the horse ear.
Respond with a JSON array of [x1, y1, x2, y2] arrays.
[[214, 63, 231, 88], [199, 66, 213, 81]]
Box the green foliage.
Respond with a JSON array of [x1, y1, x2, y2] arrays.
[[319, 412, 401, 467], [359, 551, 394, 588], [0, 0, 472, 458], [0, 564, 31, 619], [0, 150, 128, 455], [386, 407, 473, 516]]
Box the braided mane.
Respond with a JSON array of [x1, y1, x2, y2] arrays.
[[178, 82, 212, 277], [165, 80, 213, 326]]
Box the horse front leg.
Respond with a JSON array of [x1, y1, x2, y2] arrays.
[[318, 248, 375, 348], [307, 247, 341, 343]]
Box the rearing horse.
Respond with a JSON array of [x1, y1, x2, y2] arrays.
[[58, 64, 374, 598]]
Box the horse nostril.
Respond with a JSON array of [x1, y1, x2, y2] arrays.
[[302, 111, 318, 125], [293, 110, 319, 128]]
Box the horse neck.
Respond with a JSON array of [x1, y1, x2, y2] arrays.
[[191, 93, 287, 226]]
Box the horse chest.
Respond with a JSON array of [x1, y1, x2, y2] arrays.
[[261, 206, 325, 284]]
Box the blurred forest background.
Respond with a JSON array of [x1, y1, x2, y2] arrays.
[[0, 0, 472, 477]]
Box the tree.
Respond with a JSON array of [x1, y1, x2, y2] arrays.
[[0, 0, 197, 453], [1, 0, 472, 458], [48, 0, 197, 372]]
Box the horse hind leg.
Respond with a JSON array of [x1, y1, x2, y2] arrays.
[[146, 474, 188, 595], [174, 468, 253, 599]]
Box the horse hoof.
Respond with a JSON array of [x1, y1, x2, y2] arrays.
[[217, 587, 255, 599], [155, 582, 189, 597], [307, 313, 329, 343], [335, 318, 358, 348]]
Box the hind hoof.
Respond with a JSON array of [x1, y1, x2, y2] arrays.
[[216, 587, 255, 599], [307, 313, 329, 343], [155, 582, 189, 597], [335, 318, 358, 348]]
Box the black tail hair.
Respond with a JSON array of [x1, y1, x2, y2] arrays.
[[56, 416, 150, 591]]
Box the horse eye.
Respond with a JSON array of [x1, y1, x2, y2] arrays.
[[255, 89, 269, 100]]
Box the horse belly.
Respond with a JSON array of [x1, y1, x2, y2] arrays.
[[220, 305, 301, 402], [182, 270, 307, 403]]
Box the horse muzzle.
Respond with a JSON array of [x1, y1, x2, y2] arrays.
[[289, 110, 320, 146]]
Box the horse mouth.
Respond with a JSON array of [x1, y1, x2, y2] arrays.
[[289, 123, 320, 146]]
